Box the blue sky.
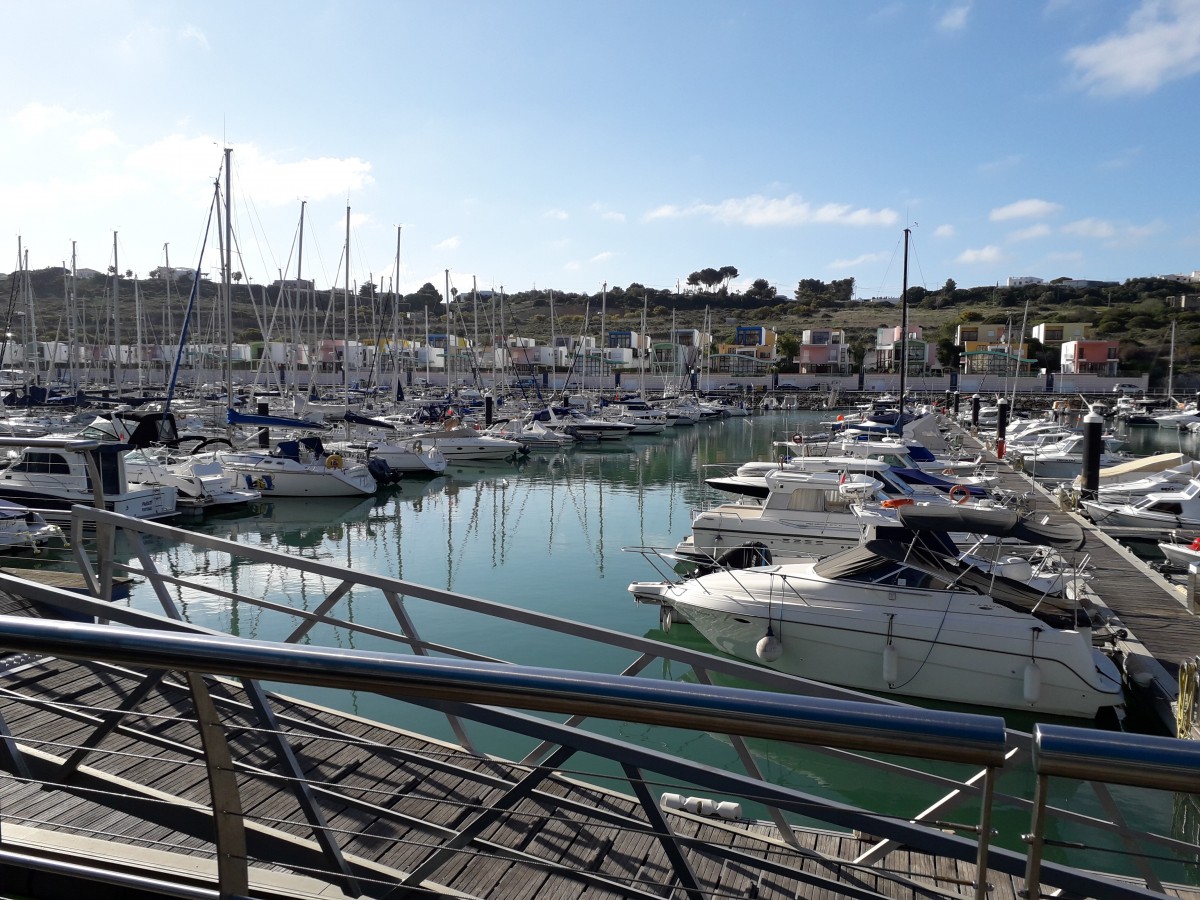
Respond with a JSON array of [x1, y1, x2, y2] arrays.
[[2, 1, 1198, 300]]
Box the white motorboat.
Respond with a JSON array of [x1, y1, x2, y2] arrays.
[[1153, 404, 1200, 430], [328, 410, 449, 476], [631, 507, 1123, 719], [1080, 476, 1200, 532], [1070, 454, 1200, 501], [124, 450, 261, 513], [678, 471, 890, 562], [216, 437, 377, 498], [0, 441, 178, 520], [482, 420, 576, 449], [704, 456, 992, 504], [406, 424, 527, 461], [529, 407, 637, 441], [1011, 434, 1130, 479], [1157, 535, 1200, 569], [0, 499, 64, 551]]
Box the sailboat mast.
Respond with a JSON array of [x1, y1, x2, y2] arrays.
[[444, 269, 451, 388], [223, 147, 233, 420], [600, 281, 607, 392], [68, 241, 78, 388], [899, 227, 910, 406], [134, 275, 144, 387], [19, 239, 38, 387], [112, 231, 120, 383], [344, 203, 351, 395], [296, 200, 305, 396], [393, 226, 402, 390]]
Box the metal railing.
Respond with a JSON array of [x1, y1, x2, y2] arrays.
[[0, 505, 1190, 898]]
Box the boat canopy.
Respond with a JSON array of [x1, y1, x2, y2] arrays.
[[895, 504, 1086, 551]]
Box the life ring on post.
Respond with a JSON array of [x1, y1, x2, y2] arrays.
[[412, 440, 423, 454], [325, 454, 344, 470], [949, 484, 970, 505], [792, 433, 804, 444]]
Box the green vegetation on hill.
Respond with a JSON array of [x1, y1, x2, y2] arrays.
[[2, 267, 1197, 381]]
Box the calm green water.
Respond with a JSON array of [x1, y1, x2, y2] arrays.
[[102, 410, 1199, 882]]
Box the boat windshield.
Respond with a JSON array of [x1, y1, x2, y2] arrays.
[[811, 545, 953, 590]]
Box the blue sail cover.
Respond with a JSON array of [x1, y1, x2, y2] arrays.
[[226, 408, 324, 430]]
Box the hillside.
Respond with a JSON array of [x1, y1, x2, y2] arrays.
[[2, 268, 1197, 382]]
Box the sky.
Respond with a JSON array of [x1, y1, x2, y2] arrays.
[[2, 0, 1199, 301]]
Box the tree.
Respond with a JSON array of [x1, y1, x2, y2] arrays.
[[776, 332, 800, 367], [744, 278, 777, 304], [718, 265, 739, 291], [942, 278, 957, 295]]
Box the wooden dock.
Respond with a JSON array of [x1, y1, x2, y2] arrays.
[[958, 428, 1200, 736], [0, 602, 1044, 900]]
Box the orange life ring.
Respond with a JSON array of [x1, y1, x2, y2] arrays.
[[881, 498, 914, 509], [325, 454, 344, 470], [949, 484, 969, 505]]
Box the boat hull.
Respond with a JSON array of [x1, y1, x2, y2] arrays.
[[653, 574, 1122, 718]]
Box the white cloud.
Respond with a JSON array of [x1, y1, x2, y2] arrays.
[[934, 224, 955, 238], [989, 199, 1061, 221], [590, 251, 614, 263], [978, 154, 1024, 174], [1066, 0, 1200, 96], [181, 24, 209, 50], [434, 236, 461, 251], [956, 245, 1004, 264], [124, 136, 374, 207], [938, 3, 971, 33], [9, 103, 107, 137], [830, 251, 889, 269], [645, 194, 897, 227], [563, 260, 581, 271], [1062, 217, 1116, 238], [591, 203, 626, 223], [1098, 146, 1143, 170], [544, 208, 568, 221], [1008, 224, 1051, 241], [75, 128, 121, 153]]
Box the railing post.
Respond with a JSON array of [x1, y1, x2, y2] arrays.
[[973, 766, 996, 900], [1022, 773, 1050, 899], [186, 671, 249, 898]]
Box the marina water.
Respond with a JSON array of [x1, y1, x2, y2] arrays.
[[93, 410, 1200, 881]]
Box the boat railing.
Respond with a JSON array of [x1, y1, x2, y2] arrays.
[[0, 504, 1191, 897]]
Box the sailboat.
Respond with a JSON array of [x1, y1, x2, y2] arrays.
[[202, 153, 377, 497]]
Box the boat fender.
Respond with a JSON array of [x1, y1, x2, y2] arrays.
[[1023, 662, 1042, 705], [660, 793, 685, 810], [882, 643, 899, 685], [755, 627, 782, 662], [660, 605, 673, 633], [715, 801, 743, 820], [949, 484, 969, 505], [325, 454, 344, 470], [1190, 537, 1200, 552]]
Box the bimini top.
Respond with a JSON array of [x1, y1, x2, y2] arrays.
[[894, 503, 1086, 552]]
